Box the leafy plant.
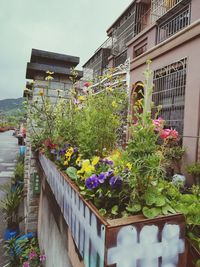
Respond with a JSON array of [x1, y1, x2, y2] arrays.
[[186, 163, 200, 185], [3, 236, 46, 267], [0, 187, 24, 228], [74, 87, 127, 158]]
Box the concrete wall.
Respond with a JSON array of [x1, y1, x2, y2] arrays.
[[38, 178, 85, 267]]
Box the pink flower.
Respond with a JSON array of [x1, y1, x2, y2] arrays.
[[39, 253, 46, 262], [160, 128, 178, 140], [22, 262, 30, 267], [152, 117, 164, 131], [84, 82, 91, 87], [29, 250, 37, 260]]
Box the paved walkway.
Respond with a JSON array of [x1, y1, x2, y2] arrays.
[[0, 131, 18, 266]]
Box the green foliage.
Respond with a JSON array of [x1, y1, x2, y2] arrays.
[[0, 187, 23, 227], [3, 236, 45, 267], [186, 163, 200, 185], [66, 167, 78, 180], [74, 88, 127, 158], [14, 162, 24, 182]]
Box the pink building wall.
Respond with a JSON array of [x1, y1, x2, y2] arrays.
[[127, 20, 200, 175]]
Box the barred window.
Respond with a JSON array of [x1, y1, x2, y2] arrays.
[[152, 58, 187, 135]]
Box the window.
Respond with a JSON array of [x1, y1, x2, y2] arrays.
[[133, 38, 147, 58], [152, 58, 187, 135]]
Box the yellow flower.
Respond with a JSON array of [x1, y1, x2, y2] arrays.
[[77, 159, 95, 178], [45, 75, 54, 81], [65, 147, 74, 158], [64, 160, 69, 166], [91, 156, 100, 166], [111, 149, 121, 159], [106, 87, 113, 92], [38, 91, 44, 96], [78, 96, 86, 101], [76, 157, 81, 166], [46, 70, 54, 75], [111, 101, 118, 108], [126, 163, 132, 170]]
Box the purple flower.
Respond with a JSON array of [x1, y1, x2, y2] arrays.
[[105, 159, 113, 165], [109, 176, 122, 188], [73, 147, 78, 153], [39, 253, 46, 262], [98, 172, 107, 184], [107, 170, 114, 177], [102, 159, 113, 165], [58, 148, 66, 156], [50, 149, 57, 155], [85, 175, 99, 189], [29, 250, 37, 260], [23, 262, 30, 267]]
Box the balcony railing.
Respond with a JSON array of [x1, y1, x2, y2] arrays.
[[151, 0, 185, 22], [157, 5, 190, 43]]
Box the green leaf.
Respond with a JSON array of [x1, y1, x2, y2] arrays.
[[111, 205, 119, 215], [126, 204, 141, 213], [142, 207, 161, 219], [99, 208, 107, 216], [66, 167, 78, 180], [162, 205, 176, 215], [79, 185, 85, 190], [155, 196, 166, 207]]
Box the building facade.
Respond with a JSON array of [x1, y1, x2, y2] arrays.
[[83, 0, 200, 176]]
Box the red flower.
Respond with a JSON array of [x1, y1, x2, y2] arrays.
[[44, 138, 57, 149]]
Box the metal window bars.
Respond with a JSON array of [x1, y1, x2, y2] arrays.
[[152, 58, 187, 135], [157, 4, 191, 43], [151, 0, 184, 22]]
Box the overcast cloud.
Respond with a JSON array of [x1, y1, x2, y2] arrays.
[[0, 0, 132, 100]]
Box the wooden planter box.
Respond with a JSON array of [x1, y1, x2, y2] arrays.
[[187, 239, 200, 267], [39, 154, 187, 267]]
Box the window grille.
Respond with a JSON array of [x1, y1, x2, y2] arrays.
[[157, 5, 190, 43], [151, 0, 184, 22], [134, 43, 147, 57], [152, 58, 187, 135]]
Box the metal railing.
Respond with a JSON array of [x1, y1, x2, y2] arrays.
[[157, 5, 190, 43], [151, 0, 184, 22]]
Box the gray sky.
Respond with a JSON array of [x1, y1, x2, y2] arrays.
[[0, 0, 132, 100]]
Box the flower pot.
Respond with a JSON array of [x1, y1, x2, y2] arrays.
[[4, 225, 20, 240], [39, 154, 187, 267]]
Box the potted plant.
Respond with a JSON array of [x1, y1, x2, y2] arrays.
[[0, 186, 24, 240], [12, 158, 24, 191]]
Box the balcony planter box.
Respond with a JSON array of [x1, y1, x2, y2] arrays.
[[186, 238, 200, 267], [39, 154, 187, 267]]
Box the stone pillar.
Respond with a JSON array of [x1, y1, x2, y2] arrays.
[[24, 49, 83, 232]]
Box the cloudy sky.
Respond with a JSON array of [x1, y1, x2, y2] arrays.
[[0, 0, 132, 100]]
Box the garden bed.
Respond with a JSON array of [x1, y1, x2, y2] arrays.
[[39, 154, 187, 267]]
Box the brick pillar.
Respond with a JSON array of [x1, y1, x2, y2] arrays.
[[24, 49, 83, 232]]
